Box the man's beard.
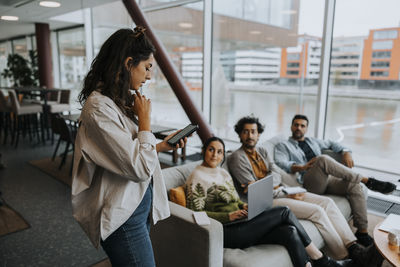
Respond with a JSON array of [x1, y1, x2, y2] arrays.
[[292, 131, 304, 140], [243, 139, 256, 149]]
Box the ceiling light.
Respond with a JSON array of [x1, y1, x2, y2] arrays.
[[178, 22, 193, 29], [250, 30, 261, 35], [1, 15, 19, 21], [39, 1, 61, 8]]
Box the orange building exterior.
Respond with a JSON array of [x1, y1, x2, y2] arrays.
[[280, 35, 322, 80], [280, 43, 308, 79], [360, 27, 400, 80]]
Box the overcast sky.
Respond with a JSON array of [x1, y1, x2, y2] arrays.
[[298, 0, 400, 37]]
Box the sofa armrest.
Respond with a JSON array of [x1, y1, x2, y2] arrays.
[[151, 201, 224, 267]]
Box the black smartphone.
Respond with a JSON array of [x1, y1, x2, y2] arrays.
[[167, 124, 199, 146]]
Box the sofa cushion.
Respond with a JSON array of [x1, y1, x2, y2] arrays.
[[326, 194, 352, 219], [162, 161, 200, 191], [223, 218, 324, 267], [169, 186, 187, 207], [223, 244, 292, 267]]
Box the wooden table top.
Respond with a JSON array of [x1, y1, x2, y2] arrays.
[[373, 222, 400, 266]]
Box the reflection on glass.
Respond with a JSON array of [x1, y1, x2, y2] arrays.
[[0, 42, 8, 86], [89, 1, 204, 146], [213, 0, 294, 29], [144, 2, 204, 130], [58, 27, 86, 112], [327, 0, 400, 173], [12, 38, 28, 58], [211, 0, 323, 142], [91, 1, 133, 55]]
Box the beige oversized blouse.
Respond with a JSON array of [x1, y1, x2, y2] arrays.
[[71, 91, 170, 248]]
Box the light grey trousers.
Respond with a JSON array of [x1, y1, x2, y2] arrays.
[[274, 192, 356, 259], [302, 155, 368, 230]]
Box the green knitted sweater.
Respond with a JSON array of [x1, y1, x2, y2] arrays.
[[185, 165, 245, 224]]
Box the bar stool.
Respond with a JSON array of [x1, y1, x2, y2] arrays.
[[8, 90, 43, 147]]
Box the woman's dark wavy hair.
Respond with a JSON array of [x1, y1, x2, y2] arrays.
[[78, 26, 155, 120], [202, 136, 226, 166]]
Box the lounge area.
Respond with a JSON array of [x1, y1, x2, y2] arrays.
[[1, 0, 400, 266]]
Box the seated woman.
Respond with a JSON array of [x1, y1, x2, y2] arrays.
[[184, 136, 352, 267]]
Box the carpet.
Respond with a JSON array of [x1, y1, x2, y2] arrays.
[[29, 155, 171, 188], [0, 202, 30, 237], [29, 155, 72, 186]]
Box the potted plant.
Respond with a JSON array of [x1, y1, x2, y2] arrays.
[[1, 50, 39, 87]]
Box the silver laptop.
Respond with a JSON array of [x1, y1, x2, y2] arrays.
[[225, 174, 273, 225]]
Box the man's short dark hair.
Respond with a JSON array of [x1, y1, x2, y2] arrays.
[[292, 114, 309, 126], [234, 116, 264, 135]]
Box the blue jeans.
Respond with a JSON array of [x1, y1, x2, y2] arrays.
[[101, 185, 154, 267]]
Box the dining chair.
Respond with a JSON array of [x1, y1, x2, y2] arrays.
[[48, 89, 71, 114], [0, 90, 12, 144], [51, 114, 76, 175], [8, 90, 43, 147]]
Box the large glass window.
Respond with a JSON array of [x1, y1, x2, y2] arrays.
[[373, 29, 398, 40], [327, 0, 400, 173], [371, 61, 390, 68], [372, 51, 391, 59], [211, 0, 324, 142], [372, 40, 393, 50], [0, 42, 9, 86], [86, 0, 205, 141], [143, 1, 204, 132], [58, 27, 86, 112], [91, 1, 133, 55], [12, 38, 28, 58]]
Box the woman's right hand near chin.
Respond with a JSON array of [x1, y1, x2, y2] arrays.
[[229, 209, 248, 221], [132, 90, 151, 131]]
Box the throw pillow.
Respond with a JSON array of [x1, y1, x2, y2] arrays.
[[169, 185, 186, 207]]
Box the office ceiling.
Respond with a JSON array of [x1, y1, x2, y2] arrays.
[[0, 0, 118, 40]]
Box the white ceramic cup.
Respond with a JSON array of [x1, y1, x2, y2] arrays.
[[387, 229, 400, 246]]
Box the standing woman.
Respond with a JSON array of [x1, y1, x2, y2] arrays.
[[71, 27, 185, 267]]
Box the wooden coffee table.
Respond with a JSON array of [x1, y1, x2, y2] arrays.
[[373, 222, 400, 266]]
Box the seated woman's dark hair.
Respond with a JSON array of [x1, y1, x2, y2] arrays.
[[202, 136, 226, 165], [201, 136, 225, 165], [78, 26, 155, 120], [234, 116, 265, 135]]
